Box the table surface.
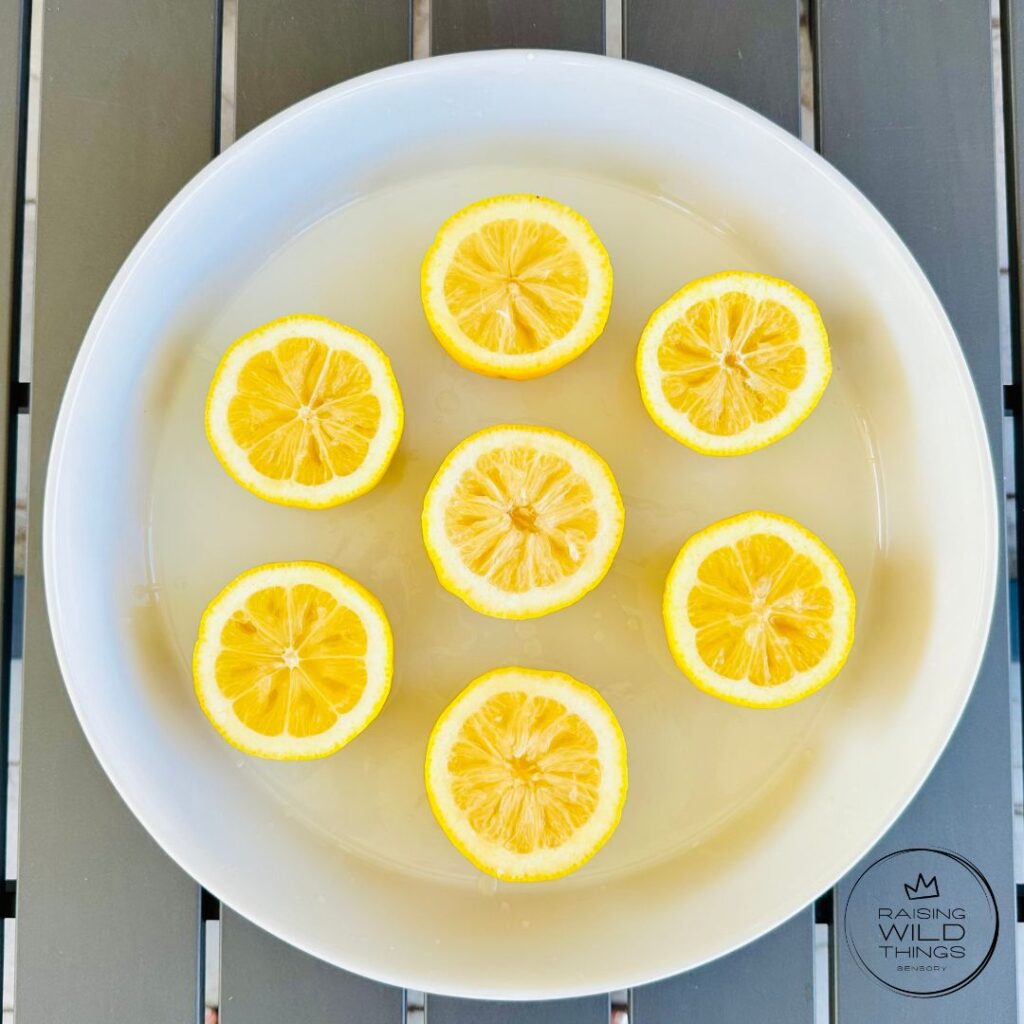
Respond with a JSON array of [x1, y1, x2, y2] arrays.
[[1, 1, 1021, 1021]]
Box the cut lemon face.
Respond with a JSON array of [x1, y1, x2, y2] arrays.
[[637, 272, 830, 455], [193, 562, 392, 759], [664, 512, 855, 708], [422, 425, 625, 618], [206, 315, 403, 508], [421, 194, 613, 379], [425, 667, 628, 881]]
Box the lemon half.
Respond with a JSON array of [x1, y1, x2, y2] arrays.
[[421, 194, 613, 379], [637, 272, 830, 455], [206, 315, 403, 508], [663, 511, 855, 708], [422, 425, 625, 619], [425, 667, 628, 881], [193, 562, 392, 759]]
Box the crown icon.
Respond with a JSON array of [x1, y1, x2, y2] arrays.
[[904, 874, 940, 900]]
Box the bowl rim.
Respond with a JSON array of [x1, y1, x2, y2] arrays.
[[42, 48, 999, 999]]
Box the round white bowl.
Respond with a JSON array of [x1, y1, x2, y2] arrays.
[[44, 51, 996, 999]]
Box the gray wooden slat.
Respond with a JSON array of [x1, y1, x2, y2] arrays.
[[0, 0, 23, 457], [631, 912, 814, 1023], [425, 994, 609, 1024], [430, 0, 604, 56], [625, 1, 814, 1019], [0, 3, 24, 577], [0, 0, 27, 985], [235, 0, 412, 137], [15, 1, 217, 1020], [623, 0, 800, 132], [0, 0, 25, 353], [218, 9, 410, 1019], [1004, 0, 1024, 634], [219, 908, 405, 1023], [816, 2, 1016, 1020]]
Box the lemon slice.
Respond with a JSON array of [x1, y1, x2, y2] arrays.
[[422, 425, 624, 618], [425, 667, 628, 881], [663, 511, 855, 708], [193, 562, 393, 759], [637, 272, 830, 455], [421, 194, 613, 379], [206, 315, 403, 508]]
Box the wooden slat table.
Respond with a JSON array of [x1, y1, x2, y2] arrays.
[[0, 1, 1017, 1021]]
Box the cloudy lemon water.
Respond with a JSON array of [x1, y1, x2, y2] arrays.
[[148, 167, 880, 883]]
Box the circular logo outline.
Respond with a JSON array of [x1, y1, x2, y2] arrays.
[[843, 847, 999, 998]]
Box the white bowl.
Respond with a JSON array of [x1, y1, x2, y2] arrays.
[[44, 51, 996, 999]]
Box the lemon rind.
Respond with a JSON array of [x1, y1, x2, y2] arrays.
[[421, 424, 625, 619], [193, 560, 393, 759], [424, 666, 628, 882], [663, 511, 856, 708], [637, 271, 831, 456], [206, 314, 404, 509], [421, 194, 613, 380]]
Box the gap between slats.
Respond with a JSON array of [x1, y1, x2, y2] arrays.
[[799, 0, 816, 148], [204, 4, 233, 1017], [806, 4, 830, 1018], [413, 0, 429, 58], [219, 0, 238, 150]]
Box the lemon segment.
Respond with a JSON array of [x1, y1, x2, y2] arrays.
[[637, 272, 830, 455], [193, 562, 393, 759], [425, 667, 628, 881], [422, 425, 625, 618], [206, 315, 403, 508], [421, 195, 613, 379], [663, 511, 855, 708]]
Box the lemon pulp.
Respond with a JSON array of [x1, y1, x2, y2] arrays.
[[422, 425, 624, 618], [444, 442, 599, 594], [689, 532, 836, 687], [229, 337, 382, 484], [425, 667, 628, 881], [637, 272, 830, 455], [444, 217, 588, 354], [193, 562, 392, 758], [449, 689, 601, 853], [664, 512, 855, 707], [206, 315, 403, 508], [422, 195, 613, 379], [658, 291, 806, 435]]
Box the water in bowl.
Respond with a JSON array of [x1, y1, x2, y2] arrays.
[[149, 166, 880, 885]]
